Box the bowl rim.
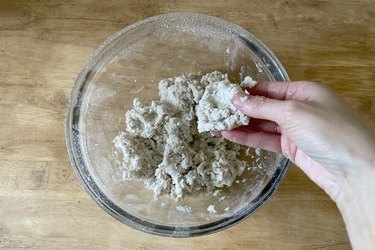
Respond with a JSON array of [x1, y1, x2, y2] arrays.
[[65, 12, 291, 238]]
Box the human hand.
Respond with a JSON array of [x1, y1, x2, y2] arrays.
[[218, 81, 375, 200], [216, 81, 375, 249]]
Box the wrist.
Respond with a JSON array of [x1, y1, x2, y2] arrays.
[[335, 161, 375, 250], [336, 156, 375, 214]]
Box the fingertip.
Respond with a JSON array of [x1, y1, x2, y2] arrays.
[[220, 130, 230, 137], [220, 130, 232, 139], [221, 130, 241, 144], [232, 92, 250, 108], [222, 130, 282, 153]]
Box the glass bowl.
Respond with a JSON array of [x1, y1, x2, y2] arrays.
[[65, 13, 291, 237]]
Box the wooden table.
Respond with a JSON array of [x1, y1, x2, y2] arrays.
[[1, 1, 374, 249]]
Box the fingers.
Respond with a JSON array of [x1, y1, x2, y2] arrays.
[[237, 119, 281, 134], [232, 92, 287, 124], [246, 81, 315, 101], [221, 130, 281, 153]]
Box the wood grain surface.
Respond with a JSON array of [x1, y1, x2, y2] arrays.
[[1, 0, 374, 249]]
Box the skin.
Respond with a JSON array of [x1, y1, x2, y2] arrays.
[[215, 81, 375, 250]]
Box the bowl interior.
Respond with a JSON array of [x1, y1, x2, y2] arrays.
[[67, 13, 290, 236]]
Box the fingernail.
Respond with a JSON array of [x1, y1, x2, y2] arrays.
[[210, 131, 222, 136], [221, 131, 239, 143], [232, 92, 249, 107]]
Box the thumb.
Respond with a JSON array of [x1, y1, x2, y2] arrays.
[[232, 92, 289, 124]]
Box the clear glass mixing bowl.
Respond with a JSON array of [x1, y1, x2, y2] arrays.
[[65, 13, 291, 237]]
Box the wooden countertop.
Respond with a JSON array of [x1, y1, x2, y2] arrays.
[[1, 1, 374, 249]]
